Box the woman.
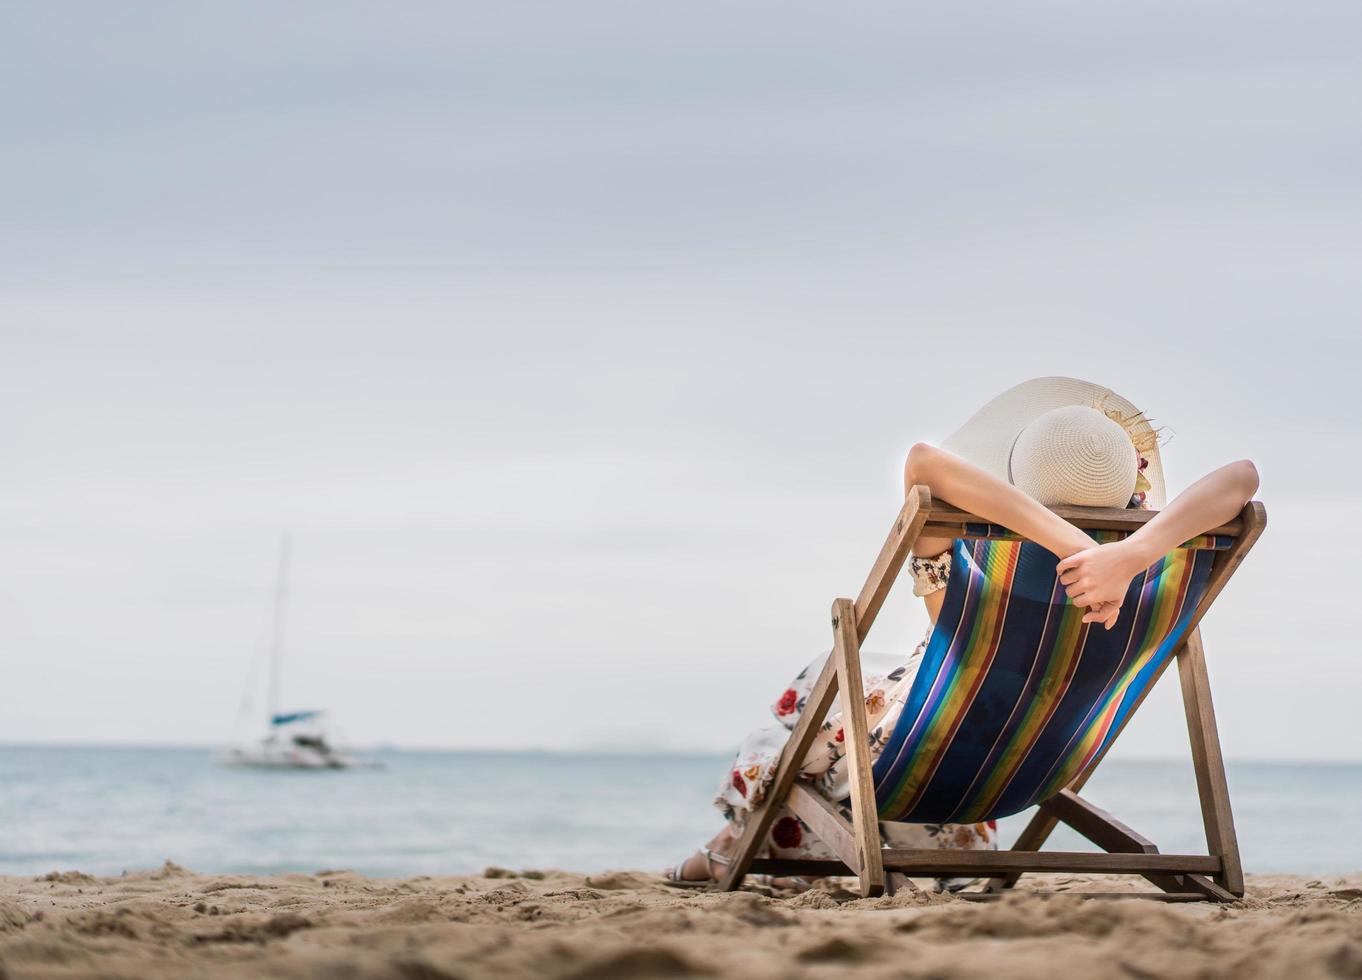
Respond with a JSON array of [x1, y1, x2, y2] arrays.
[[666, 377, 1260, 888]]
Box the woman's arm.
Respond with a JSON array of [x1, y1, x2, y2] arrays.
[[1056, 459, 1260, 621], [903, 442, 1099, 560], [904, 443, 1118, 624]]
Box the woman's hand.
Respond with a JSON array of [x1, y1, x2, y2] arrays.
[[1082, 600, 1122, 630], [1056, 540, 1150, 627]]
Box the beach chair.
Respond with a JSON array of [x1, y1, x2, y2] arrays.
[[719, 486, 1265, 902]]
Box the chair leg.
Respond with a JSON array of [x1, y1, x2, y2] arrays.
[[721, 492, 930, 893], [982, 806, 1060, 894], [719, 654, 841, 891], [830, 598, 887, 897], [1040, 790, 1180, 892], [1038, 789, 1237, 898], [984, 627, 1244, 900], [1178, 628, 1244, 896]]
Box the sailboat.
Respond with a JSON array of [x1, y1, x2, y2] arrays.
[[223, 534, 375, 770]]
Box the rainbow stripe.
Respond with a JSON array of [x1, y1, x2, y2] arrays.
[[870, 534, 1216, 824], [873, 540, 1020, 816]]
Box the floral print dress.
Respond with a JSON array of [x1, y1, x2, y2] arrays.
[[714, 550, 998, 870]]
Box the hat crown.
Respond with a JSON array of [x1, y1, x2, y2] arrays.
[[1009, 406, 1137, 509], [940, 376, 1165, 510]]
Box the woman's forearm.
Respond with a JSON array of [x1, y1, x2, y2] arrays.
[[904, 443, 1096, 559], [1056, 459, 1260, 622], [1124, 460, 1259, 566]]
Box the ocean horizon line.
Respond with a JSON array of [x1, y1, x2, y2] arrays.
[[2, 741, 1360, 767]]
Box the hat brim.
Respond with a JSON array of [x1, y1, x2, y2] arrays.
[[941, 376, 1166, 510]]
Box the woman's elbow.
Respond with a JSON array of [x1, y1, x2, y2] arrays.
[[1230, 459, 1260, 500], [904, 442, 942, 488]]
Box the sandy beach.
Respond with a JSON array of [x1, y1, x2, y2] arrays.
[[0, 864, 1358, 979]]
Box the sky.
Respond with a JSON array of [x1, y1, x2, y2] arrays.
[[2, 1, 1359, 761]]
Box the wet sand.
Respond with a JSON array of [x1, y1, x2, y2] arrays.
[[1, 864, 1360, 979]]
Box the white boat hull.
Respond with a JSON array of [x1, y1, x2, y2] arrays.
[[221, 740, 375, 770]]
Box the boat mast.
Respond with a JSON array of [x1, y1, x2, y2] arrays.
[[267, 532, 291, 726]]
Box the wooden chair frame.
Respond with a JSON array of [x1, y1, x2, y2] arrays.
[[719, 486, 1266, 902]]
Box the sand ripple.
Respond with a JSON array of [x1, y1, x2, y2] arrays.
[[0, 862, 1358, 978]]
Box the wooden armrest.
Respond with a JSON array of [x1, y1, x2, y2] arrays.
[[921, 495, 1253, 540], [852, 490, 1263, 646]]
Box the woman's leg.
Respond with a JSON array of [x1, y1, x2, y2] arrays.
[[670, 643, 998, 884], [666, 651, 872, 884]]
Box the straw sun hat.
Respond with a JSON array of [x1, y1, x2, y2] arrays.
[[941, 377, 1166, 510]]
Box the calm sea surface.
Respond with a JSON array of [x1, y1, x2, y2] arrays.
[[1, 746, 1358, 878]]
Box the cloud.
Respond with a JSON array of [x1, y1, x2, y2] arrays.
[[2, 0, 1358, 758]]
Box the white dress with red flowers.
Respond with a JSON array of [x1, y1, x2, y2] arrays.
[[714, 550, 998, 867]]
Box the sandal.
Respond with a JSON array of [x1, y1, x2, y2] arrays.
[[663, 849, 815, 894], [662, 846, 730, 888]]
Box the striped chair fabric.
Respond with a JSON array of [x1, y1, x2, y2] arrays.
[[870, 531, 1225, 824]]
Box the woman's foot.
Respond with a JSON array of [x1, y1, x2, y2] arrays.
[[662, 846, 730, 887], [663, 828, 736, 887], [662, 827, 814, 892]]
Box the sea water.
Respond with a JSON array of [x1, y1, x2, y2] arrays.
[[1, 746, 1358, 878]]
